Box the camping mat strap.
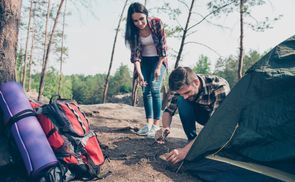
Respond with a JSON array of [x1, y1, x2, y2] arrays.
[[7, 109, 36, 128]]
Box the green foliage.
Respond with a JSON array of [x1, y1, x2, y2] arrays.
[[27, 63, 134, 104], [70, 64, 132, 104], [109, 63, 132, 95], [23, 50, 265, 105], [71, 74, 105, 104], [193, 55, 211, 74], [214, 50, 263, 87], [59, 75, 73, 98], [214, 56, 238, 87], [30, 67, 72, 99]]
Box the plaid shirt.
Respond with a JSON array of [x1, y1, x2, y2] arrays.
[[164, 74, 230, 116], [130, 17, 168, 68]]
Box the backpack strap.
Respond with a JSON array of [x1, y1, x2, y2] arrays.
[[49, 95, 61, 104], [65, 102, 87, 134], [47, 96, 87, 136], [75, 104, 90, 126], [46, 127, 57, 138]]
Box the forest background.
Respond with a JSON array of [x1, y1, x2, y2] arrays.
[[17, 0, 295, 104]]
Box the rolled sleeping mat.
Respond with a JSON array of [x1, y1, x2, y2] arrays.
[[0, 81, 58, 176]]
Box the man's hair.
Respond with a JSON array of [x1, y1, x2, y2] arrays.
[[169, 67, 196, 91]]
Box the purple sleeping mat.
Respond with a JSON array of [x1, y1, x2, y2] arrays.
[[0, 81, 58, 176]]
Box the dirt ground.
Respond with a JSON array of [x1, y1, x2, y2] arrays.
[[80, 103, 202, 182], [0, 103, 202, 182]]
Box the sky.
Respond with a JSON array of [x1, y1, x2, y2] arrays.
[[59, 0, 295, 75]]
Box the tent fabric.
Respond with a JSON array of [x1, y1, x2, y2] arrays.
[[182, 158, 278, 182], [184, 35, 295, 178]]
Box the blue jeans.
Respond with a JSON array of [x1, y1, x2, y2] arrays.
[[177, 97, 211, 140], [141, 57, 165, 120]]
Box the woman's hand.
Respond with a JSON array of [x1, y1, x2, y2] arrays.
[[154, 67, 161, 81], [138, 74, 147, 86]]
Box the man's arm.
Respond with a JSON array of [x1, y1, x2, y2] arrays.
[[165, 138, 196, 164], [162, 111, 172, 128], [156, 93, 178, 142], [155, 112, 172, 143]]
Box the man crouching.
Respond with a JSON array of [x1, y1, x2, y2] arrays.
[[156, 66, 230, 164]]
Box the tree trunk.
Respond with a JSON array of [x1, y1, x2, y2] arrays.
[[21, 0, 33, 88], [16, 47, 23, 81], [41, 0, 51, 72], [174, 0, 195, 69], [161, 85, 171, 110], [58, 0, 67, 95], [27, 27, 35, 92], [38, 0, 65, 100], [0, 0, 22, 83], [27, 2, 36, 92], [102, 0, 128, 103], [238, 0, 244, 80]]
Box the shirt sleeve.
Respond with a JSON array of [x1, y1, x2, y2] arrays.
[[164, 92, 179, 116], [130, 46, 141, 63], [157, 19, 167, 57], [212, 83, 230, 114]]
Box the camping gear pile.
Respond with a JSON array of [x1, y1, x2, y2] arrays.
[[0, 82, 106, 181]]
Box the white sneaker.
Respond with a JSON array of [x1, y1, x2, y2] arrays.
[[147, 125, 160, 138], [136, 124, 151, 136]]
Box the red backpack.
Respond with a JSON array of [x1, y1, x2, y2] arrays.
[[31, 96, 107, 180]]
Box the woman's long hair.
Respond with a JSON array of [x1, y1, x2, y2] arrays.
[[125, 2, 148, 49]]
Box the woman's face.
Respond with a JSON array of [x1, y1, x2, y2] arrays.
[[131, 12, 147, 30]]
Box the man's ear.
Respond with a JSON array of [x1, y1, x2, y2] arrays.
[[192, 78, 201, 91], [193, 79, 199, 85]]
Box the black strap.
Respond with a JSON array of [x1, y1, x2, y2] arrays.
[[7, 109, 36, 128], [49, 95, 61, 104], [46, 127, 57, 138]]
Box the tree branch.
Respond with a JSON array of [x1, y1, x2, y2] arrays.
[[184, 41, 222, 57], [187, 1, 235, 31], [177, 0, 190, 11], [191, 11, 231, 30]]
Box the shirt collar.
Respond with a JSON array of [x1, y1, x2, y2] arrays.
[[186, 75, 206, 102], [197, 74, 208, 95]]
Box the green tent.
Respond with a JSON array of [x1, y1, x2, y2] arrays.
[[183, 35, 295, 181]]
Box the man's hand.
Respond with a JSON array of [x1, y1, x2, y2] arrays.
[[155, 127, 170, 144], [161, 139, 195, 164], [164, 148, 188, 164]]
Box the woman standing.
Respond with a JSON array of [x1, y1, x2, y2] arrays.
[[125, 2, 168, 138]]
